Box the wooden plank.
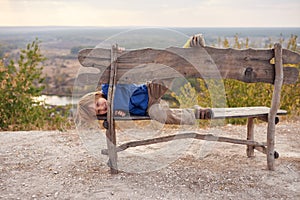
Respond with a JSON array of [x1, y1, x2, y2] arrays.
[[78, 47, 300, 68], [211, 106, 286, 119], [203, 46, 274, 61], [96, 106, 287, 121], [78, 48, 111, 68], [167, 47, 298, 84], [267, 43, 283, 171], [101, 132, 267, 155], [283, 49, 300, 64], [76, 66, 297, 85], [204, 46, 300, 65], [78, 47, 299, 84]]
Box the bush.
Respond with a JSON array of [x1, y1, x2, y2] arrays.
[[0, 39, 72, 131]]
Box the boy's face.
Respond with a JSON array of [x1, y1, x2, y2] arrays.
[[94, 97, 108, 115]]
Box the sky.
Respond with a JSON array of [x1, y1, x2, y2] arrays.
[[0, 0, 299, 27]]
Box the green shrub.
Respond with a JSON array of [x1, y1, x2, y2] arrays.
[[0, 39, 72, 131]]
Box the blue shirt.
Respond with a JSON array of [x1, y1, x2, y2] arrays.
[[101, 84, 149, 116]]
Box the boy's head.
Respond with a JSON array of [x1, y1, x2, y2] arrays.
[[94, 92, 108, 115], [75, 91, 107, 125]]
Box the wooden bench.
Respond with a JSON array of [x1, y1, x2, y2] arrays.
[[77, 37, 300, 174]]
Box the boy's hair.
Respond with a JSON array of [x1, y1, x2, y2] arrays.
[[75, 91, 105, 127]]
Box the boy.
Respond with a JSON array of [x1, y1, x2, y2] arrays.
[[75, 80, 212, 127]]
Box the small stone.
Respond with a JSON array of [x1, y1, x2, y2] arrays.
[[54, 192, 59, 198]]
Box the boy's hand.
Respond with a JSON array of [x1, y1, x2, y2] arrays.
[[114, 110, 127, 117]]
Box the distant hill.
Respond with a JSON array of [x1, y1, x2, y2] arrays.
[[1, 26, 299, 96], [1, 26, 299, 49]]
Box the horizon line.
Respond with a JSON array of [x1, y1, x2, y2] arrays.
[[0, 25, 300, 29]]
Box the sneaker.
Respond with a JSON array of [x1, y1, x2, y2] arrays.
[[194, 105, 213, 119]]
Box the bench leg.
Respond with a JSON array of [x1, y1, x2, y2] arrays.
[[267, 120, 275, 170], [246, 117, 255, 157], [106, 120, 118, 174]]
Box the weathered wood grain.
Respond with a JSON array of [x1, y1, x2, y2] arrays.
[[247, 117, 255, 157], [267, 43, 283, 171], [101, 132, 267, 155], [211, 106, 286, 119], [283, 49, 300, 64], [78, 46, 300, 84], [96, 106, 286, 120], [105, 45, 119, 174]]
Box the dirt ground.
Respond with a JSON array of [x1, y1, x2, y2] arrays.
[[0, 120, 299, 200]]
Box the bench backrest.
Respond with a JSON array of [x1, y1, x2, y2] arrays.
[[78, 44, 300, 85]]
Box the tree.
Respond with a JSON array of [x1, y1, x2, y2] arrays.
[[223, 38, 230, 48], [0, 39, 71, 130], [287, 34, 298, 51]]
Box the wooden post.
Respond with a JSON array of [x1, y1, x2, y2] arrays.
[[105, 45, 119, 174], [246, 117, 255, 157], [267, 43, 283, 170]]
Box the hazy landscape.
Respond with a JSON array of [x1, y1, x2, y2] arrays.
[[1, 26, 300, 98], [1, 27, 300, 199]]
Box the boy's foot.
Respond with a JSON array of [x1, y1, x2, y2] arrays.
[[194, 106, 213, 119]]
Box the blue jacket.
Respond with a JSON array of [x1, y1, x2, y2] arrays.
[[101, 84, 149, 116]]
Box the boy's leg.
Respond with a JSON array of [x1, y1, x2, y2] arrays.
[[148, 101, 196, 125], [148, 104, 213, 125], [147, 80, 169, 108], [165, 108, 196, 125], [147, 80, 212, 125], [147, 80, 195, 125]]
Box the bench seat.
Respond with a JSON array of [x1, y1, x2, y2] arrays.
[[97, 106, 287, 121]]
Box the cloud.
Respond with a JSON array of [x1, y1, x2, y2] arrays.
[[0, 0, 299, 26]]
